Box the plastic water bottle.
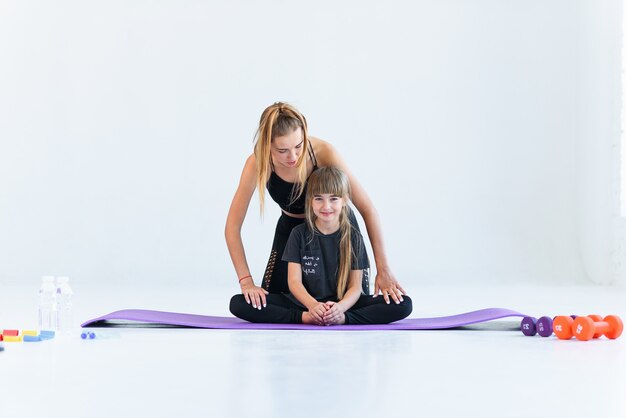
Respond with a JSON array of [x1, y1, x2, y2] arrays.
[[38, 276, 57, 331], [55, 276, 73, 334]]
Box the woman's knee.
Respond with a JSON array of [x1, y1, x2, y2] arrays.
[[396, 295, 412, 319], [229, 294, 247, 317]]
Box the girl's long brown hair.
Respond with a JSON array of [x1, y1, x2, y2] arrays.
[[253, 102, 309, 215], [305, 167, 361, 299]]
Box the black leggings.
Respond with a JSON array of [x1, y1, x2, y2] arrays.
[[230, 294, 412, 325], [261, 212, 370, 294]]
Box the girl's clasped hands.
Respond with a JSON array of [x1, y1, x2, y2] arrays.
[[306, 301, 346, 326]]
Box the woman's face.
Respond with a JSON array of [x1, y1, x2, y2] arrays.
[[271, 127, 304, 169]]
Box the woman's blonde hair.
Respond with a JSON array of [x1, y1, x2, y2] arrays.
[[254, 102, 310, 214], [305, 167, 361, 300]]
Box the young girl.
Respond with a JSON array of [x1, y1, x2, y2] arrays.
[[229, 167, 412, 325]]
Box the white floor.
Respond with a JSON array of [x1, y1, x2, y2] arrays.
[[1, 282, 625, 418]]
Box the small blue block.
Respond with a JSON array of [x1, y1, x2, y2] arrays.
[[39, 330, 55, 340], [23, 335, 42, 342]]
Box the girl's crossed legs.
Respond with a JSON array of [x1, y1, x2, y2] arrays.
[[229, 294, 412, 325]]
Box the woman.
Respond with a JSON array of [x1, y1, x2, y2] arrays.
[[225, 102, 406, 310]]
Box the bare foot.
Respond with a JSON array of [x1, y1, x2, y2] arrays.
[[302, 312, 318, 325], [324, 311, 346, 325]]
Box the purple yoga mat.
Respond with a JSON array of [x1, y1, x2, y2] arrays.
[[81, 307, 525, 331]]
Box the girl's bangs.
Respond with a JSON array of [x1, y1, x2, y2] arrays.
[[309, 170, 346, 197]]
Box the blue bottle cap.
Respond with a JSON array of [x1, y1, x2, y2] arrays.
[[80, 332, 88, 339], [88, 332, 96, 339]]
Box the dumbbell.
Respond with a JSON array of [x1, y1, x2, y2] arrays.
[[554, 315, 621, 340], [553, 315, 575, 340], [554, 315, 590, 339], [521, 316, 551, 337], [521, 315, 577, 337], [572, 315, 623, 341]]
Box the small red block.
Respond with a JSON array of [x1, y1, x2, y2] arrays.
[[2, 330, 19, 336]]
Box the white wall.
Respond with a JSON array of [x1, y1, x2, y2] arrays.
[[0, 0, 621, 288], [576, 0, 624, 286]]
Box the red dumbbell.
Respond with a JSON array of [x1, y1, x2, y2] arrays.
[[572, 315, 623, 341]]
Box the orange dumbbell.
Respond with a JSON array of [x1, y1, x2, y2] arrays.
[[553, 315, 603, 340], [582, 315, 603, 339], [553, 316, 575, 340], [572, 315, 623, 341]]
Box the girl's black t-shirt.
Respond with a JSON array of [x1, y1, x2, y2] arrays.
[[282, 223, 369, 303]]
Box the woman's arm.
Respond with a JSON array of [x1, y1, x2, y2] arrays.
[[225, 154, 269, 308], [287, 262, 327, 323], [314, 138, 407, 303]]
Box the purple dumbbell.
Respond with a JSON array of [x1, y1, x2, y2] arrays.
[[521, 316, 552, 337], [536, 316, 553, 337], [521, 316, 538, 336]]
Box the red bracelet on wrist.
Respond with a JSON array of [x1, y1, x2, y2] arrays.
[[238, 275, 252, 283]]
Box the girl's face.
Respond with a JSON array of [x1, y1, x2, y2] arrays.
[[312, 193, 345, 227], [271, 127, 304, 169]]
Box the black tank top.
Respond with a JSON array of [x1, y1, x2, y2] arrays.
[[266, 147, 318, 214]]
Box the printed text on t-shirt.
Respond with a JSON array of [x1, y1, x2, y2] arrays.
[[302, 254, 320, 276]]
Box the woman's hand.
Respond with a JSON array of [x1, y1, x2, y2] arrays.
[[307, 302, 329, 325], [240, 277, 269, 309], [322, 301, 346, 325], [373, 266, 407, 305]]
